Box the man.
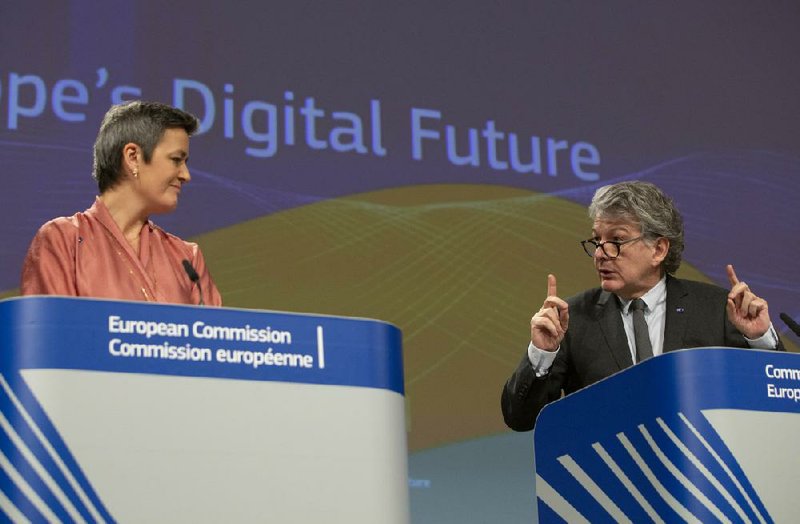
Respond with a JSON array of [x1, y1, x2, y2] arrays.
[[501, 181, 782, 431]]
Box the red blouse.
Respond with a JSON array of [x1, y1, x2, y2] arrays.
[[21, 198, 222, 306]]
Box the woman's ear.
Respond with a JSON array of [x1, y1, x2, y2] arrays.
[[121, 142, 139, 176]]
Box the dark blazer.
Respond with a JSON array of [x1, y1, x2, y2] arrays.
[[501, 275, 784, 431]]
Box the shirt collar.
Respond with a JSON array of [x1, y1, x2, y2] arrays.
[[619, 275, 667, 315], [89, 196, 155, 233]]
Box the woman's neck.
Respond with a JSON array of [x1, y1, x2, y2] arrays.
[[98, 188, 148, 253]]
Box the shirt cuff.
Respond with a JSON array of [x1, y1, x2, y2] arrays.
[[744, 323, 779, 350], [527, 341, 559, 378]]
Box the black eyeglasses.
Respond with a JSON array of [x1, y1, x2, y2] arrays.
[[580, 236, 643, 259]]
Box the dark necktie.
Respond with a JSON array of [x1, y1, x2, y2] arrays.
[[630, 298, 653, 362]]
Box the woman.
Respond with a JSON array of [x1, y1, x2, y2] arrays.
[[21, 101, 222, 306]]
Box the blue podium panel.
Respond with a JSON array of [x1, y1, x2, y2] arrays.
[[0, 297, 408, 523], [534, 348, 800, 523]]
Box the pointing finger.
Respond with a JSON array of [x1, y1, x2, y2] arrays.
[[547, 274, 557, 298], [726, 264, 739, 287]]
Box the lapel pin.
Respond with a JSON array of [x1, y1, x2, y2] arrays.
[[676, 307, 685, 313]]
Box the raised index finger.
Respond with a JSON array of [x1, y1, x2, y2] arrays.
[[726, 264, 739, 287], [547, 274, 557, 298]]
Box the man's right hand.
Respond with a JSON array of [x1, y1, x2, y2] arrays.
[[530, 274, 569, 352]]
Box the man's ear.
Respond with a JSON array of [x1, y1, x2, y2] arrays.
[[653, 237, 670, 265]]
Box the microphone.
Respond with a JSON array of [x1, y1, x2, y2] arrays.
[[780, 312, 800, 338], [182, 259, 204, 306]]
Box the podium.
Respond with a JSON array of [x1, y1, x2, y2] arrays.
[[0, 297, 409, 523], [534, 348, 800, 523]]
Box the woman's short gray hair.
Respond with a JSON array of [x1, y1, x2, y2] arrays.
[[92, 100, 199, 193], [588, 181, 684, 274]]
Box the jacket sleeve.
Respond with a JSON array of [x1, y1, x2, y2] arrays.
[[501, 351, 566, 432]]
